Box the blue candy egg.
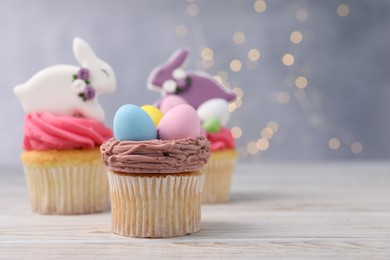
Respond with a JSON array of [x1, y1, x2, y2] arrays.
[[113, 104, 157, 141]]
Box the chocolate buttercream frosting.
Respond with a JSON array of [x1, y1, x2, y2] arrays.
[[100, 136, 210, 174]]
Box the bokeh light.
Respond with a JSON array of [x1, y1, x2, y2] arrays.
[[328, 138, 340, 150], [201, 48, 214, 61], [230, 59, 242, 72], [351, 142, 363, 154], [231, 126, 243, 139], [233, 87, 244, 98], [213, 75, 223, 84], [247, 141, 259, 155], [290, 31, 303, 44], [337, 4, 350, 17], [233, 32, 246, 45], [254, 0, 266, 13], [187, 3, 199, 16], [248, 49, 261, 61], [295, 76, 308, 89], [175, 25, 188, 37], [296, 9, 308, 21], [217, 71, 228, 81], [261, 127, 273, 139], [282, 53, 295, 66], [277, 92, 290, 104], [257, 138, 270, 151], [267, 121, 279, 132]]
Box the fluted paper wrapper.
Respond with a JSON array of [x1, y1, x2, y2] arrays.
[[108, 171, 205, 238], [202, 150, 238, 203], [23, 164, 110, 214]]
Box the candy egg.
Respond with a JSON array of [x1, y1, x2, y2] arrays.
[[113, 104, 157, 141], [197, 98, 230, 126], [203, 117, 221, 133], [158, 104, 200, 140], [200, 126, 207, 137], [141, 105, 163, 127], [159, 94, 188, 114]]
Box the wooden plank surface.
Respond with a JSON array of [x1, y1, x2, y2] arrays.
[[1, 162, 390, 259]]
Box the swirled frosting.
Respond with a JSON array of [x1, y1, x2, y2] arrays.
[[100, 136, 210, 174], [207, 127, 236, 151], [23, 112, 113, 151]]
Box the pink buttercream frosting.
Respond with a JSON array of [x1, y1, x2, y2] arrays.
[[23, 112, 113, 151], [207, 127, 236, 151]]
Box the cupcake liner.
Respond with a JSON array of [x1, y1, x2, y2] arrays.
[[23, 163, 110, 214], [202, 150, 238, 203], [108, 171, 205, 238]]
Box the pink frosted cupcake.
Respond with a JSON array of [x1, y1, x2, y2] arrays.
[[14, 38, 116, 214], [147, 48, 238, 203], [202, 127, 238, 203]]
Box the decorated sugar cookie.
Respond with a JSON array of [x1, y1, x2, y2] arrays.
[[148, 48, 236, 109], [14, 37, 116, 121]]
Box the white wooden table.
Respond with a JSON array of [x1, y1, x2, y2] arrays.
[[1, 162, 390, 259]]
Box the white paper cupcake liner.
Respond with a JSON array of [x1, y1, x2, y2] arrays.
[[23, 164, 110, 214], [202, 151, 237, 203], [108, 171, 205, 238]]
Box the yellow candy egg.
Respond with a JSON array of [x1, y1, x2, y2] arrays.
[[141, 105, 163, 127]]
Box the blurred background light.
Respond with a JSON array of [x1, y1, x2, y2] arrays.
[[1, 0, 389, 164]]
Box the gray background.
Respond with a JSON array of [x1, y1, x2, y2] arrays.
[[1, 0, 390, 165]]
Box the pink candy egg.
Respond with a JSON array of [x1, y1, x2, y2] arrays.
[[158, 104, 201, 140], [159, 95, 188, 114]]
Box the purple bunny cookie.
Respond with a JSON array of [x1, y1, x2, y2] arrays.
[[148, 49, 236, 109]]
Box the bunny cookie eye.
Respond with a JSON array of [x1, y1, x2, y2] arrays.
[[101, 67, 109, 78]]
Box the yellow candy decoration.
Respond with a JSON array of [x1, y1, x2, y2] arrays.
[[141, 105, 163, 127]]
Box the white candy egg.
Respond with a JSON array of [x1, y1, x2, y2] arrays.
[[197, 98, 230, 126]]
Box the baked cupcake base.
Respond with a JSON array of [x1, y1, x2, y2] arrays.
[[202, 149, 238, 203], [108, 171, 204, 238], [21, 149, 110, 214]]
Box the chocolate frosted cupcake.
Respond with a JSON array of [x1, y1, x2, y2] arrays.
[[101, 104, 210, 238]]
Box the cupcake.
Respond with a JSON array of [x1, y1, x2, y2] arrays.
[[14, 38, 116, 214], [147, 49, 237, 203], [197, 99, 238, 203], [100, 104, 210, 238], [201, 127, 238, 203]]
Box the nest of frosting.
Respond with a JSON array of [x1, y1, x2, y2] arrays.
[[100, 136, 210, 174]]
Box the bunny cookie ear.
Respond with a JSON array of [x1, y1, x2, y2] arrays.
[[167, 48, 189, 70], [73, 37, 97, 66]]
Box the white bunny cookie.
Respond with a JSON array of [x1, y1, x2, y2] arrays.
[[14, 37, 116, 121]]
